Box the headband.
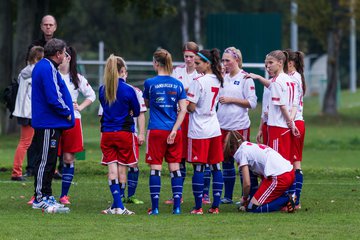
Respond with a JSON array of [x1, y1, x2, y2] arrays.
[[224, 48, 239, 59], [197, 52, 211, 63]]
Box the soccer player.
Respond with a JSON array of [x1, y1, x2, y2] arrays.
[[285, 49, 306, 209], [57, 46, 96, 205], [143, 48, 187, 215], [187, 49, 224, 214], [225, 131, 296, 213], [217, 46, 258, 204], [99, 54, 139, 215]]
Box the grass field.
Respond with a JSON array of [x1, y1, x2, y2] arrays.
[[0, 91, 360, 240]]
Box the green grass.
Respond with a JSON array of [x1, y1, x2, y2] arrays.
[[1, 90, 360, 239]]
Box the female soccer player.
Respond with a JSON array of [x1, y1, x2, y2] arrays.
[[187, 49, 224, 214], [217, 46, 257, 204], [286, 49, 306, 209], [143, 48, 187, 215], [57, 46, 96, 205], [225, 131, 296, 213], [246, 50, 299, 161], [99, 54, 139, 215]]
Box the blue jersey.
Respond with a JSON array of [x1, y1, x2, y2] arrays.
[[143, 75, 186, 130], [99, 79, 140, 132]]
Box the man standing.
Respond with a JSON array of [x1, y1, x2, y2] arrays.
[[31, 38, 74, 213]]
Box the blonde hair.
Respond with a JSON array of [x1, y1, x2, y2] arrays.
[[224, 47, 243, 68], [223, 131, 244, 161], [103, 54, 126, 104], [153, 48, 173, 75]]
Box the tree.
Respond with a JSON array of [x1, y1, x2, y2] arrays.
[[298, 0, 359, 115]]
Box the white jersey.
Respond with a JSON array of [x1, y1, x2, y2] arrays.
[[234, 141, 293, 177], [267, 72, 294, 128], [61, 73, 96, 119], [289, 71, 304, 121], [261, 86, 271, 123], [187, 74, 221, 139], [172, 64, 201, 90], [98, 85, 147, 134], [217, 70, 257, 130]]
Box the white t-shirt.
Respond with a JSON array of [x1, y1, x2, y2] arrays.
[[289, 71, 304, 121], [234, 141, 293, 177], [261, 86, 271, 123], [172, 64, 201, 90], [217, 70, 257, 130], [267, 72, 293, 128], [61, 73, 96, 119], [187, 74, 222, 139], [98, 85, 147, 134]]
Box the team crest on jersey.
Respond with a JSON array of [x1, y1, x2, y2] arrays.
[[234, 81, 240, 85], [50, 139, 57, 148]]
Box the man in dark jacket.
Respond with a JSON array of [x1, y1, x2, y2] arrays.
[[31, 38, 74, 213]]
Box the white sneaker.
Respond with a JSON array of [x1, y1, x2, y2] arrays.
[[32, 197, 52, 209], [117, 207, 135, 215], [48, 196, 65, 208], [101, 207, 117, 214]]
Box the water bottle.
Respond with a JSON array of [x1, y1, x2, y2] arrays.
[[43, 206, 70, 214]]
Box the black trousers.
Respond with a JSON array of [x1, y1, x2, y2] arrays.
[[33, 128, 62, 201]]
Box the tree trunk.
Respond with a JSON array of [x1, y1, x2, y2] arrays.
[[194, 0, 202, 47], [180, 0, 189, 44], [0, 0, 14, 135]]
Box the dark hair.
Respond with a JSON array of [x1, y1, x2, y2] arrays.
[[197, 49, 224, 87], [182, 41, 199, 53], [66, 46, 80, 89], [28, 46, 44, 65], [286, 49, 306, 95], [44, 38, 66, 57]]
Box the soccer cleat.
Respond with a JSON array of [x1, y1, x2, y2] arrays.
[[202, 194, 211, 204], [208, 207, 219, 214], [32, 197, 52, 210], [126, 196, 144, 204], [172, 207, 181, 215], [164, 197, 184, 204], [147, 208, 159, 215], [101, 207, 117, 214], [118, 207, 135, 215], [190, 208, 203, 215], [220, 197, 233, 204], [59, 195, 71, 205], [48, 196, 65, 208], [27, 196, 35, 205]]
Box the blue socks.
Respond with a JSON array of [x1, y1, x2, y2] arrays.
[[119, 182, 126, 199], [61, 163, 74, 198], [127, 167, 139, 198], [249, 170, 259, 199], [295, 169, 303, 205], [203, 165, 211, 196], [180, 159, 186, 184], [249, 194, 289, 213], [192, 165, 204, 209], [171, 170, 183, 209], [211, 165, 224, 208], [149, 170, 161, 211], [109, 179, 124, 209], [222, 157, 235, 200]]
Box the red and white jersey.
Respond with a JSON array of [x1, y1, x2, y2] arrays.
[[172, 64, 201, 90], [98, 86, 146, 134], [267, 72, 294, 128], [288, 71, 304, 121], [234, 141, 293, 177], [61, 73, 96, 119], [217, 70, 257, 130], [187, 74, 221, 139], [261, 86, 271, 123]]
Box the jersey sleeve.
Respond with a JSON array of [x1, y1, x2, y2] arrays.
[[78, 74, 96, 102], [187, 79, 201, 104], [243, 78, 257, 109], [143, 80, 150, 100], [178, 82, 187, 100], [234, 145, 249, 167], [270, 81, 285, 106], [134, 87, 147, 112]]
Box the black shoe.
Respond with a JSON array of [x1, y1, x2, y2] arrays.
[[24, 171, 34, 177], [53, 172, 62, 180], [11, 176, 26, 181]]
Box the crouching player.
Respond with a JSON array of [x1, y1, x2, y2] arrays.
[[225, 131, 296, 213]]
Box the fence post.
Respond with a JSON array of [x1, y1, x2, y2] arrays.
[[98, 41, 104, 87]]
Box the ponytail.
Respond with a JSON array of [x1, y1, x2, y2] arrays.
[[197, 49, 224, 87], [223, 131, 244, 161], [103, 54, 126, 104], [295, 51, 306, 95], [153, 48, 173, 75]]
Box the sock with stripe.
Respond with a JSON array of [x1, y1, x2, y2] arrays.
[[203, 165, 211, 196], [295, 169, 303, 205], [109, 179, 124, 209], [127, 167, 139, 198], [119, 182, 126, 199], [180, 158, 186, 184], [192, 164, 204, 210], [149, 169, 161, 211], [61, 163, 74, 198], [171, 170, 183, 209], [222, 157, 235, 200], [211, 164, 224, 208]]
